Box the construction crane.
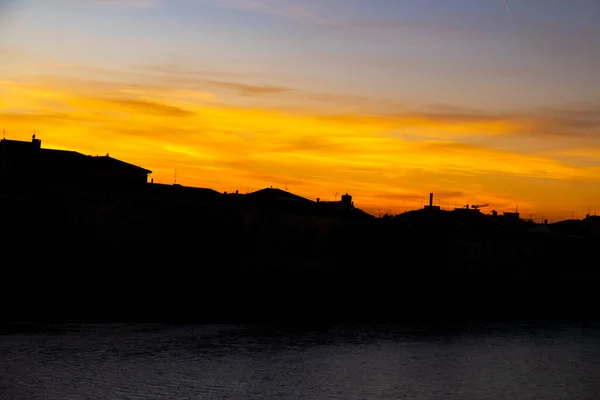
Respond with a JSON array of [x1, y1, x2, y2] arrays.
[[470, 204, 489, 210]]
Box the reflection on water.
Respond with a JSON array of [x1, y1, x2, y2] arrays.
[[1, 323, 599, 399]]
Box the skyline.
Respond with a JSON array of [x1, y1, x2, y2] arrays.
[[1, 0, 599, 220]]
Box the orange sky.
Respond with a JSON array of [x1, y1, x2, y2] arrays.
[[1, 0, 600, 221]]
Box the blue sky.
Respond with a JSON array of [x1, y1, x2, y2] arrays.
[[3, 0, 599, 111]]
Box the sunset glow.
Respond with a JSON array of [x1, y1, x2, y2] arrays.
[[1, 0, 600, 220]]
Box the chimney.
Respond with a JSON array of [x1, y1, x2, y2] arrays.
[[317, 198, 320, 203], [341, 193, 352, 207], [429, 193, 433, 207], [31, 134, 41, 149]]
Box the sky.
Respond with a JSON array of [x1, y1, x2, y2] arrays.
[[1, 0, 599, 220]]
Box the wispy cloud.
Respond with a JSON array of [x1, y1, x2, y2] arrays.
[[3, 76, 600, 219], [195, 0, 481, 37], [535, 102, 600, 133], [11, 63, 600, 148], [205, 0, 325, 23], [142, 67, 293, 96], [85, 0, 160, 8], [83, 97, 196, 116], [325, 18, 478, 36], [503, 0, 515, 21], [82, 0, 482, 38], [205, 80, 292, 96]]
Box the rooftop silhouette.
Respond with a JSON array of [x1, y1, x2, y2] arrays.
[[1, 137, 598, 324], [0, 135, 151, 189]]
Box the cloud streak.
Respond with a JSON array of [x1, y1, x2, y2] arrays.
[[8, 65, 600, 146], [503, 0, 515, 21], [194, 0, 486, 37], [206, 0, 325, 23], [83, 0, 160, 8], [2, 76, 600, 219]]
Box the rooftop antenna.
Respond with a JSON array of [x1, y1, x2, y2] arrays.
[[174, 169, 177, 185], [2, 129, 5, 139], [285, 182, 288, 191], [335, 192, 338, 201]]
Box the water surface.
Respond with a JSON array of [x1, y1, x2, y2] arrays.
[[1, 323, 599, 399]]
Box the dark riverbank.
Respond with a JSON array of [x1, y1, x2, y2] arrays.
[[3, 252, 598, 325]]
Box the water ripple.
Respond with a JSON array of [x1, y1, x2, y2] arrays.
[[1, 323, 599, 399]]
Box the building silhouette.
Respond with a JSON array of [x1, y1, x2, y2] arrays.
[[1, 136, 599, 324], [0, 136, 151, 189]]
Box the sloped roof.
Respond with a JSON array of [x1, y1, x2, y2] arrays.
[[39, 148, 87, 163], [151, 183, 221, 196], [90, 155, 152, 174], [246, 188, 314, 203], [0, 139, 151, 175]]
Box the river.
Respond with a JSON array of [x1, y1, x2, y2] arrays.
[[1, 323, 599, 399]]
